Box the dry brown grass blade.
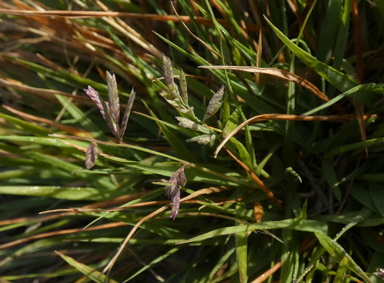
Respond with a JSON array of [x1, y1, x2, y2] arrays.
[[253, 202, 263, 223], [2, 105, 93, 137], [199, 65, 329, 101], [40, 199, 218, 215], [102, 186, 229, 277], [0, 214, 60, 226], [223, 146, 282, 209], [0, 222, 127, 250], [84, 191, 153, 209], [0, 9, 266, 33], [94, 0, 161, 58], [255, 31, 262, 84], [214, 113, 377, 158], [250, 261, 282, 283], [0, 76, 93, 105]]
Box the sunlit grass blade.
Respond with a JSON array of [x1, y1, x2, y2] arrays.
[[315, 233, 372, 283], [56, 251, 118, 283], [123, 247, 179, 282], [236, 203, 248, 283], [178, 219, 328, 244], [264, 16, 358, 92], [0, 186, 118, 201]]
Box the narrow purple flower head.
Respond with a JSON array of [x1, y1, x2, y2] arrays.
[[165, 166, 187, 220]]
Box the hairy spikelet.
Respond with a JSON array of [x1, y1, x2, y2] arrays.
[[120, 88, 136, 142], [165, 175, 178, 198], [159, 54, 198, 119], [178, 167, 187, 186], [165, 166, 187, 220], [106, 71, 120, 125], [176, 117, 210, 134], [169, 82, 181, 100], [161, 53, 174, 86], [203, 85, 225, 121], [179, 107, 194, 114], [159, 89, 172, 100], [170, 189, 180, 220], [84, 86, 107, 117], [85, 140, 99, 169], [84, 86, 120, 139], [186, 134, 216, 146], [374, 269, 384, 280]]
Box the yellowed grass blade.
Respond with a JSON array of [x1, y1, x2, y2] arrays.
[[214, 113, 377, 158], [200, 65, 330, 102]]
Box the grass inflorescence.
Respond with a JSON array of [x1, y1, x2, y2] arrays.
[[1, 1, 384, 282]]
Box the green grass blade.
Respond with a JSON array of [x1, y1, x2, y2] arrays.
[[315, 233, 372, 283], [325, 137, 384, 158], [56, 251, 118, 283], [374, 0, 384, 18], [208, 247, 236, 281], [123, 247, 179, 282], [317, 0, 343, 64], [334, 256, 348, 283], [0, 186, 117, 201], [303, 83, 384, 115], [264, 17, 358, 92], [0, 112, 51, 136], [236, 203, 248, 283], [178, 219, 328, 244]]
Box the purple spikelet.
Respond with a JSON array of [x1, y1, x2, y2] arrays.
[[85, 140, 99, 169], [203, 85, 225, 122], [170, 189, 180, 220], [374, 269, 384, 280], [120, 88, 136, 142], [165, 166, 187, 220], [84, 86, 120, 139], [178, 168, 187, 186]]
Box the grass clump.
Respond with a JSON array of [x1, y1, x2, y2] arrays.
[[1, 1, 384, 283]]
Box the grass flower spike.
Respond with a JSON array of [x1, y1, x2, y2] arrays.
[[84, 85, 119, 139], [203, 85, 225, 122], [84, 72, 136, 145], [165, 166, 187, 220], [85, 140, 99, 169], [106, 71, 120, 126]]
